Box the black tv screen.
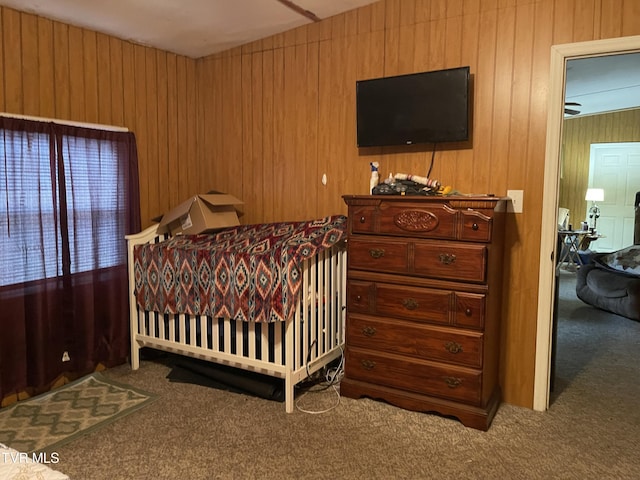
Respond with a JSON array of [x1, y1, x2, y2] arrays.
[[356, 66, 470, 147]]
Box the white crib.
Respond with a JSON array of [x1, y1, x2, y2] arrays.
[[126, 224, 347, 412]]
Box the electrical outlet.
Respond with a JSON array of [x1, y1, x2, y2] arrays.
[[62, 351, 70, 362], [507, 190, 524, 213]]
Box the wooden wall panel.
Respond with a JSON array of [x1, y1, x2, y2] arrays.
[[3, 8, 22, 113], [3, 0, 640, 410], [21, 13, 39, 115], [53, 22, 71, 120], [0, 9, 4, 111], [37, 18, 55, 118], [191, 0, 640, 409], [108, 36, 125, 127], [165, 53, 179, 211], [0, 5, 199, 227]]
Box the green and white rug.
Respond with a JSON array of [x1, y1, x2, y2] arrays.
[[0, 372, 156, 453]]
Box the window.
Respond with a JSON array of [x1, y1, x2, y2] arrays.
[[0, 119, 135, 286]]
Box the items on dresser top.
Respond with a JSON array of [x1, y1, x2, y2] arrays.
[[341, 195, 507, 430]]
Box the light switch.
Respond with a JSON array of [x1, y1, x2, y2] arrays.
[[507, 190, 524, 213]]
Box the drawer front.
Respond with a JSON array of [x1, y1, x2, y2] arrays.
[[348, 237, 487, 283], [347, 280, 373, 314], [347, 281, 486, 330], [346, 347, 482, 405], [350, 206, 376, 234], [460, 210, 493, 242], [348, 238, 409, 274], [413, 242, 487, 282], [377, 203, 458, 239], [347, 314, 483, 368], [347, 280, 486, 329], [454, 292, 486, 329], [374, 283, 451, 325]]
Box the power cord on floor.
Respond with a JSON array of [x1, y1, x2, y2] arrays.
[[295, 345, 344, 414]]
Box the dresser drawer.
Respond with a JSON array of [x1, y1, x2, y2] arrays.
[[349, 201, 495, 243], [348, 237, 487, 283], [350, 203, 458, 239], [348, 238, 409, 274], [413, 242, 487, 282], [347, 280, 487, 329], [346, 347, 482, 405], [460, 209, 493, 242], [347, 314, 483, 368], [350, 205, 377, 234], [375, 282, 450, 325], [378, 203, 458, 239]]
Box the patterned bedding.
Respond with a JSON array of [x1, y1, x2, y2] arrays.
[[133, 215, 347, 322]]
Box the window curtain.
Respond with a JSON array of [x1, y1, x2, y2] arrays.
[[0, 117, 140, 406]]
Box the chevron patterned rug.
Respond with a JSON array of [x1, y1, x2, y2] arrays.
[[0, 372, 156, 453]]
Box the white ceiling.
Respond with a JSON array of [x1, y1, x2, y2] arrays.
[[0, 0, 379, 58], [564, 52, 640, 117]]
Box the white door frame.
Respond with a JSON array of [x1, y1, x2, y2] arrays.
[[534, 35, 640, 411]]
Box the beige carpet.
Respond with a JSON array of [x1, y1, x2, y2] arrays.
[[52, 272, 640, 479]]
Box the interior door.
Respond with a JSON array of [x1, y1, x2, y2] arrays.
[[588, 142, 640, 252]]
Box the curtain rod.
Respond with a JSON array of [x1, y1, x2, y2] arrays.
[[0, 112, 129, 132]]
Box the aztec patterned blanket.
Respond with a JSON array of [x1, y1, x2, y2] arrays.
[[133, 215, 347, 322]]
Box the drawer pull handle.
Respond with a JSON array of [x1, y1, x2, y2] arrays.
[[443, 376, 463, 388], [401, 298, 419, 310], [360, 216, 366, 223], [361, 359, 376, 370], [444, 341, 463, 354], [465, 308, 472, 316], [369, 248, 385, 259], [362, 326, 376, 337], [472, 223, 479, 231], [439, 253, 456, 265]]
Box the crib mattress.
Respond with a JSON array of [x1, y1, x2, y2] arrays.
[[133, 215, 346, 322]]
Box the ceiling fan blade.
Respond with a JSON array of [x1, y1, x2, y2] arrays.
[[564, 108, 580, 115], [565, 101, 582, 106]]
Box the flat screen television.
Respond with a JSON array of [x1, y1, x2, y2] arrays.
[[356, 66, 470, 147]]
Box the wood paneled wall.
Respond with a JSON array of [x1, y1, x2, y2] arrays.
[[194, 0, 640, 408], [2, 0, 640, 408], [0, 6, 199, 225], [560, 109, 640, 223]]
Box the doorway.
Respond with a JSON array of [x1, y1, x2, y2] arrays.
[[534, 35, 640, 412]]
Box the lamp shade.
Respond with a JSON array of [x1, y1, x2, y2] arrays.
[[585, 188, 604, 202]]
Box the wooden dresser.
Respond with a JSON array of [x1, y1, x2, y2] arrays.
[[341, 195, 507, 430]]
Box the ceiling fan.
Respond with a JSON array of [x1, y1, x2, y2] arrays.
[[564, 101, 582, 115]]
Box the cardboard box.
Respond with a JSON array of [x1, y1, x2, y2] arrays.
[[156, 193, 243, 235]]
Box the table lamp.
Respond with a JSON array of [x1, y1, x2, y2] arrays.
[[585, 188, 604, 232]]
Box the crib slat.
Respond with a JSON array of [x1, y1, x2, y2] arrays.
[[223, 319, 231, 353], [248, 322, 256, 359], [199, 316, 207, 348], [211, 317, 220, 351], [190, 316, 196, 346], [303, 257, 312, 369], [168, 316, 175, 342], [274, 321, 282, 365], [235, 320, 243, 356]]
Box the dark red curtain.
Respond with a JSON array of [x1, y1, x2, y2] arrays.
[[0, 117, 140, 405]]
